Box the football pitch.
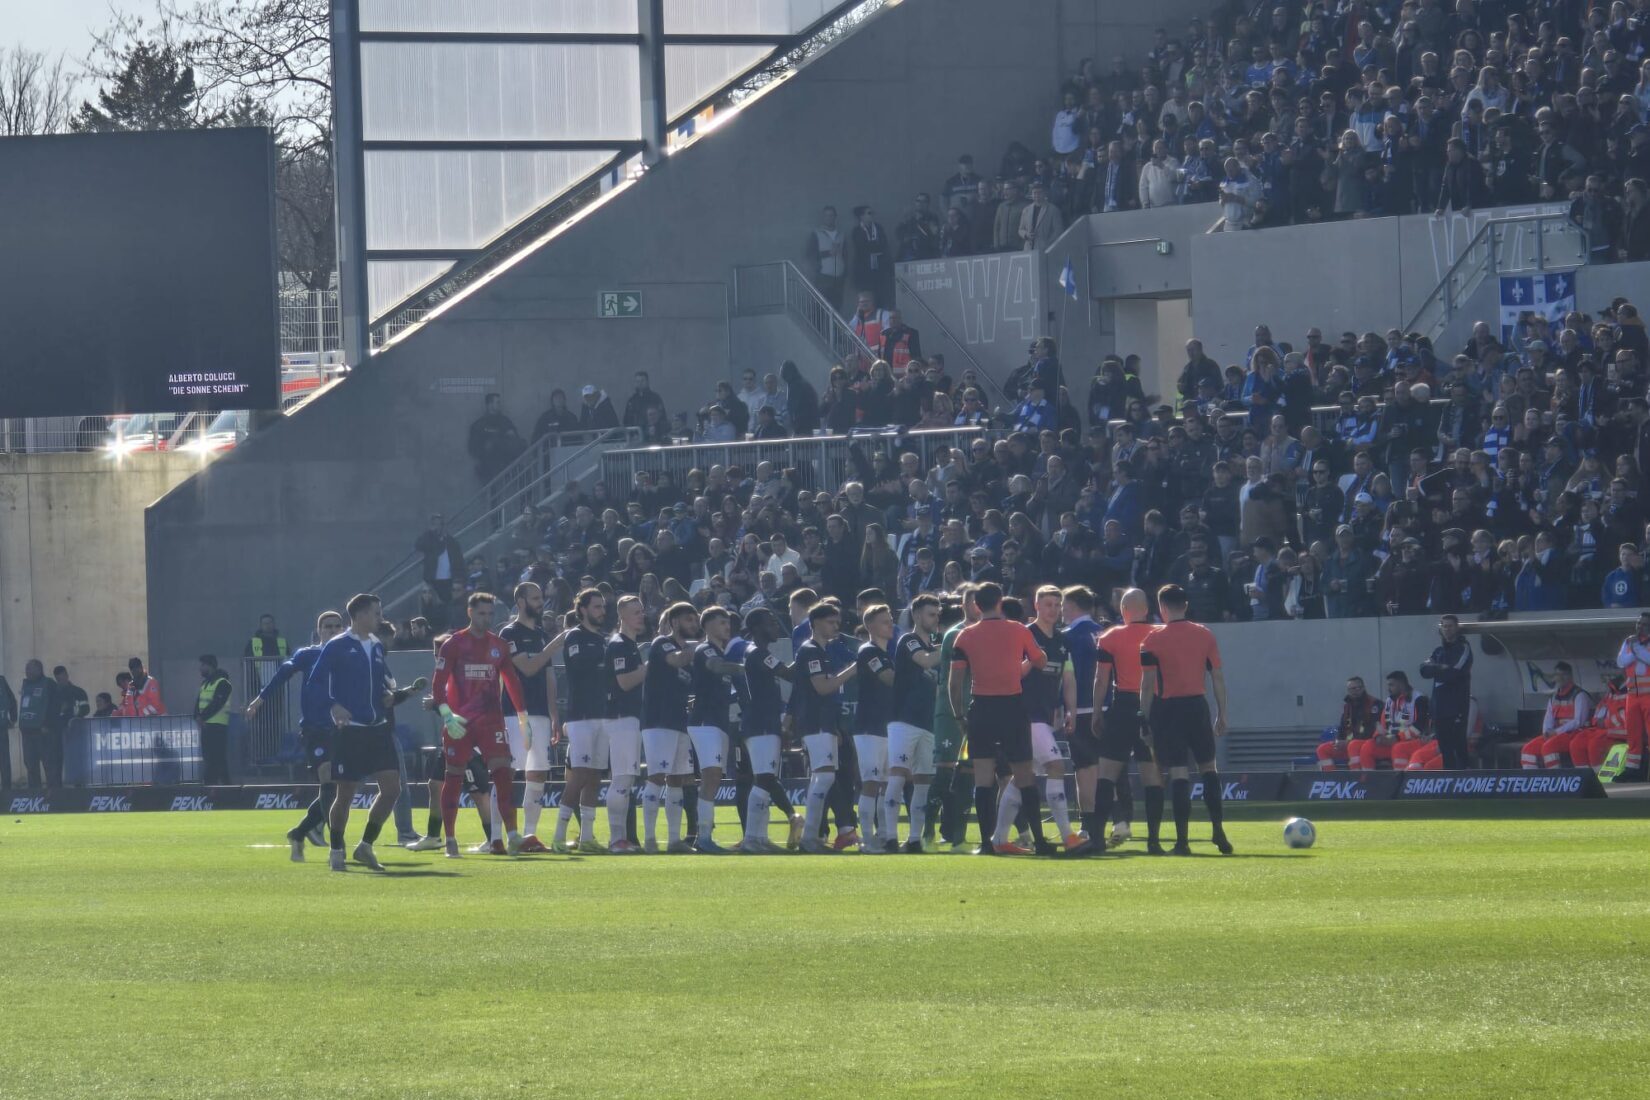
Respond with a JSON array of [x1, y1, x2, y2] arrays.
[[3, 801, 1648, 1099]]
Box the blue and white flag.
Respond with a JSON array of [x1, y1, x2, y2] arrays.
[[1058, 256, 1078, 300], [1499, 272, 1576, 348]]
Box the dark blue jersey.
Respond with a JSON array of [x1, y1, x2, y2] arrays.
[[892, 630, 938, 729], [256, 644, 331, 728], [641, 635, 692, 730], [1024, 623, 1069, 725], [499, 618, 553, 717], [854, 641, 895, 734], [560, 624, 610, 722], [792, 639, 840, 734], [742, 641, 786, 738], [1064, 616, 1103, 711], [606, 632, 643, 720], [691, 640, 734, 728]]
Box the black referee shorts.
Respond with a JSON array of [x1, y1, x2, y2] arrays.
[[966, 695, 1032, 765], [332, 722, 399, 782], [1068, 713, 1103, 770], [1147, 695, 1216, 769], [1097, 691, 1147, 763]]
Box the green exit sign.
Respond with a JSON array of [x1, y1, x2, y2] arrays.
[[598, 291, 643, 318]]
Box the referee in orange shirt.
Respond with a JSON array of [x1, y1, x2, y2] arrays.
[[947, 582, 1046, 855], [1139, 584, 1234, 855]]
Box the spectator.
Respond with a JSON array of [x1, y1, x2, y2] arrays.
[[415, 513, 465, 627], [1019, 181, 1065, 250], [466, 393, 522, 482], [879, 311, 923, 376], [895, 192, 941, 261], [578, 384, 620, 429], [622, 371, 667, 432], [49, 666, 88, 788], [804, 204, 846, 309], [0, 673, 13, 790], [944, 154, 981, 211], [1316, 675, 1382, 771], [531, 389, 580, 441], [1324, 524, 1375, 618], [850, 205, 892, 307], [1218, 156, 1261, 229], [1571, 174, 1624, 264]]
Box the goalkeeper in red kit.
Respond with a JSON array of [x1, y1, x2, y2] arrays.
[[432, 592, 528, 858]]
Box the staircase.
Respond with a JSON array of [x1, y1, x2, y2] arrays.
[[1403, 210, 1587, 346], [367, 426, 639, 623]]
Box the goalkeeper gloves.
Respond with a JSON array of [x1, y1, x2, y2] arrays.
[[437, 703, 468, 739]]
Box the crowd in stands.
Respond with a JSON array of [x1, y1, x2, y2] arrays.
[[432, 288, 1650, 644], [800, 0, 1650, 264]]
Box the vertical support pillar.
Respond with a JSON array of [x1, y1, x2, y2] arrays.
[[638, 0, 667, 166], [331, 0, 370, 366]]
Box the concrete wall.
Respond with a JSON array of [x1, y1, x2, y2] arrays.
[[147, 0, 1222, 708], [0, 453, 196, 777]]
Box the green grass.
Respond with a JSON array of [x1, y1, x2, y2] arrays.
[[3, 802, 1649, 1098]]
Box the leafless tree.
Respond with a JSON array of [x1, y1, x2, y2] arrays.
[[0, 45, 77, 135]]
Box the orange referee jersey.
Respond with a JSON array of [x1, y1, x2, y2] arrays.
[[951, 617, 1045, 696], [1096, 622, 1154, 693], [1139, 619, 1221, 698]]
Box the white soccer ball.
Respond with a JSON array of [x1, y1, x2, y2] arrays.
[[1283, 817, 1317, 849]]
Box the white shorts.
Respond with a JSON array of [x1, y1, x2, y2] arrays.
[[887, 721, 935, 776], [745, 734, 781, 777], [606, 716, 642, 779], [565, 717, 610, 771], [802, 731, 839, 771], [854, 734, 888, 783], [687, 725, 729, 771], [506, 714, 553, 773], [1031, 721, 1065, 773], [642, 728, 692, 778]]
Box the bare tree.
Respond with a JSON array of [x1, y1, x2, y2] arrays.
[[0, 45, 77, 136], [165, 0, 330, 151]]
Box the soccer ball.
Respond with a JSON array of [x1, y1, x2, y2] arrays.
[[1283, 817, 1316, 849]]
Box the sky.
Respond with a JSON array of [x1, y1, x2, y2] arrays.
[[7, 0, 129, 64]]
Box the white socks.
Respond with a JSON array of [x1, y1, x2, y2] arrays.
[[698, 798, 716, 841], [992, 784, 1022, 846], [642, 783, 663, 843], [524, 780, 545, 837], [579, 805, 596, 842], [664, 787, 683, 842], [1046, 777, 1071, 838], [607, 778, 632, 844], [745, 788, 771, 842], [881, 775, 906, 842], [908, 783, 929, 843], [803, 772, 832, 837], [857, 794, 878, 843], [553, 802, 573, 845]]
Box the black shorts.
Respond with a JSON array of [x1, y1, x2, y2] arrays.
[[1097, 692, 1147, 763], [422, 747, 488, 794], [300, 724, 334, 770], [1068, 712, 1103, 769], [332, 722, 399, 782], [1147, 695, 1216, 769], [966, 695, 1032, 764]]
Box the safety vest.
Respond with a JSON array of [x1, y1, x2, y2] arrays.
[[1380, 693, 1425, 739], [1616, 636, 1650, 695], [850, 308, 890, 368], [249, 634, 289, 658], [1544, 684, 1589, 732], [1593, 693, 1628, 731], [198, 674, 231, 726], [884, 328, 916, 376], [127, 676, 164, 717]]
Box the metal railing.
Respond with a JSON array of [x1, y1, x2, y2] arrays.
[[65, 716, 202, 786], [370, 426, 640, 621], [1404, 210, 1586, 341], [599, 426, 986, 500], [733, 259, 879, 367]]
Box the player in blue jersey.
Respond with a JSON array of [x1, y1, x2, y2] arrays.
[[886, 594, 943, 852], [1060, 585, 1131, 843], [853, 605, 897, 852], [793, 603, 860, 853], [688, 607, 742, 853], [737, 609, 802, 852], [641, 602, 699, 853], [1027, 585, 1089, 854], [552, 589, 610, 853], [246, 610, 345, 861], [604, 595, 648, 853]]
